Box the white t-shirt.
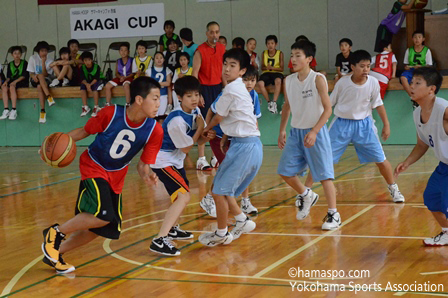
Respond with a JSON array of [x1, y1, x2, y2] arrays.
[[131, 56, 153, 73], [403, 48, 433, 66], [331, 75, 383, 120], [215, 78, 260, 138], [285, 70, 327, 129], [413, 97, 448, 164], [26, 54, 54, 75], [151, 107, 201, 169]]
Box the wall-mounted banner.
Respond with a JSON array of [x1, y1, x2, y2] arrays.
[[39, 0, 116, 5], [70, 3, 164, 39]]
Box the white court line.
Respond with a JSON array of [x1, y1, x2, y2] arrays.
[[256, 203, 424, 208], [253, 205, 375, 278], [394, 292, 448, 297], [420, 270, 448, 276], [187, 230, 427, 241], [0, 255, 43, 296]]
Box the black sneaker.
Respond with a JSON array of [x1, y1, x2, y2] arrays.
[[150, 236, 181, 256], [168, 225, 193, 240], [42, 224, 65, 263]]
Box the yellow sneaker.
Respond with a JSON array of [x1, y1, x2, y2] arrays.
[[41, 224, 65, 263], [39, 111, 46, 124], [42, 254, 75, 274], [47, 95, 55, 107]]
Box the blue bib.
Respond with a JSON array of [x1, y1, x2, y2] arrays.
[[149, 66, 168, 96], [161, 108, 200, 152]]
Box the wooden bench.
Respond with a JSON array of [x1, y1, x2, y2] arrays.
[[1, 77, 446, 99]]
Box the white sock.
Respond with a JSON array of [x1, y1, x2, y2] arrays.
[[198, 156, 206, 160], [328, 208, 337, 214], [242, 197, 249, 200], [216, 227, 228, 237], [299, 188, 310, 197], [234, 212, 247, 222], [388, 183, 396, 187], [442, 228, 448, 233]]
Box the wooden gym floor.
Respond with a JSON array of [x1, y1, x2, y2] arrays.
[[0, 146, 447, 297]]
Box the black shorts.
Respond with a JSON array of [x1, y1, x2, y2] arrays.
[[200, 84, 222, 118], [152, 166, 189, 202], [6, 80, 28, 88], [75, 178, 123, 239], [259, 72, 283, 86], [30, 76, 53, 87], [374, 25, 393, 53]]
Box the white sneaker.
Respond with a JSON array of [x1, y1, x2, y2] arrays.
[[423, 231, 448, 246], [49, 78, 60, 87], [296, 190, 319, 220], [388, 183, 405, 203], [200, 194, 216, 217], [199, 231, 233, 247], [8, 109, 17, 120], [241, 197, 258, 215], [47, 95, 55, 107], [62, 78, 70, 87], [322, 212, 342, 230], [80, 106, 91, 117], [91, 106, 100, 117], [196, 157, 212, 171], [39, 111, 46, 124], [165, 104, 173, 115], [104, 102, 111, 108], [210, 156, 219, 168], [0, 109, 9, 120], [97, 83, 104, 91], [230, 217, 256, 240], [267, 101, 275, 113], [272, 101, 278, 114]]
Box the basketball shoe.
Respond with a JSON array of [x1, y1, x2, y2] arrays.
[[241, 197, 258, 215], [47, 95, 55, 107], [196, 156, 212, 171], [424, 231, 448, 246], [150, 236, 180, 256], [0, 109, 9, 120], [39, 111, 46, 123], [322, 212, 342, 230], [8, 109, 17, 120], [42, 224, 65, 263], [230, 217, 256, 240], [80, 106, 91, 117], [210, 156, 219, 168], [200, 194, 216, 217], [167, 225, 193, 240], [199, 231, 233, 247], [296, 190, 319, 220], [388, 183, 405, 203], [42, 254, 75, 274], [91, 106, 101, 117]]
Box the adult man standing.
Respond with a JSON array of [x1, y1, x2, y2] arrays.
[[192, 21, 226, 171]]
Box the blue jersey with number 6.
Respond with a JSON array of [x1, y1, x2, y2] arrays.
[[88, 105, 157, 171]]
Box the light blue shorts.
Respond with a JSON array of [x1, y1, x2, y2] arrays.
[[212, 136, 263, 197], [329, 116, 386, 164], [277, 127, 334, 182]]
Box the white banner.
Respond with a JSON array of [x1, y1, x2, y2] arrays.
[[70, 3, 164, 39]]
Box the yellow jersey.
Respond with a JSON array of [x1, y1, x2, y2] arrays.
[[262, 50, 282, 74], [134, 56, 152, 78]]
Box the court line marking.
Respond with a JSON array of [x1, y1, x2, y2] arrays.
[[394, 292, 448, 297], [420, 270, 448, 276], [253, 205, 376, 278], [0, 255, 43, 297]]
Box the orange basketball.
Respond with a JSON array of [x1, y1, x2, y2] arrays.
[[414, 0, 428, 9], [40, 132, 77, 168]]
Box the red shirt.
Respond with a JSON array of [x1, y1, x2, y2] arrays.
[[372, 52, 394, 79], [197, 42, 226, 86], [80, 107, 163, 194], [288, 57, 317, 69]]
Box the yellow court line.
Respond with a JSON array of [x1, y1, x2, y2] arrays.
[[420, 270, 448, 276], [252, 205, 376, 278]]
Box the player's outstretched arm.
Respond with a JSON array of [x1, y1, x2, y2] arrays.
[[137, 160, 158, 186], [402, 0, 416, 10], [394, 135, 429, 178], [375, 105, 391, 141], [67, 127, 90, 142]]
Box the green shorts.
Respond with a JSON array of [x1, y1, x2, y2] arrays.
[[75, 178, 122, 239]]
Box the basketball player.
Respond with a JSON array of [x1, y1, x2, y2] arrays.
[[395, 67, 448, 246], [41, 77, 163, 274]]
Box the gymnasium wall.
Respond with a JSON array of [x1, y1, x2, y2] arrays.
[[0, 0, 446, 73]]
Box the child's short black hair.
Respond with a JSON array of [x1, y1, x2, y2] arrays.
[[413, 67, 443, 94], [242, 64, 258, 81], [174, 76, 201, 97], [67, 39, 79, 48], [232, 37, 245, 49], [167, 38, 178, 47], [291, 40, 316, 58], [265, 35, 278, 44], [379, 40, 391, 51], [223, 48, 250, 70], [164, 20, 175, 29], [154, 51, 164, 59], [177, 52, 190, 63], [10, 46, 22, 54], [247, 37, 256, 44], [219, 36, 227, 42], [339, 38, 353, 47], [120, 42, 130, 51], [295, 35, 309, 42], [34, 41, 50, 52], [412, 30, 425, 37], [350, 49, 371, 66], [136, 40, 147, 50], [130, 76, 161, 105], [80, 51, 93, 61], [59, 47, 70, 56], [179, 28, 193, 41]]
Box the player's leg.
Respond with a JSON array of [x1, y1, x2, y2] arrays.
[[0, 84, 9, 119], [240, 186, 258, 215], [105, 82, 114, 105], [257, 74, 270, 104], [123, 81, 131, 105], [80, 87, 90, 116], [59, 230, 99, 254], [272, 76, 282, 113], [400, 70, 413, 97]]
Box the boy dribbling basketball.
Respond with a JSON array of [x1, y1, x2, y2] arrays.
[[41, 77, 163, 274]]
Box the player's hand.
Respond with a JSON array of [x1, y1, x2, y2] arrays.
[[205, 129, 216, 140], [199, 94, 205, 108], [382, 125, 390, 141], [304, 130, 317, 148], [394, 162, 409, 179], [143, 172, 158, 186], [220, 138, 228, 154], [202, 126, 210, 138], [10, 81, 16, 87], [33, 76, 39, 83], [278, 131, 286, 150], [2, 81, 7, 87]]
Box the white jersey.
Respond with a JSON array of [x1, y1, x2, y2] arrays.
[[331, 75, 383, 120], [285, 70, 327, 129], [413, 97, 448, 164]]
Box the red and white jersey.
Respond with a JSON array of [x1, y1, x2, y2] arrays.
[[370, 52, 396, 83]]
